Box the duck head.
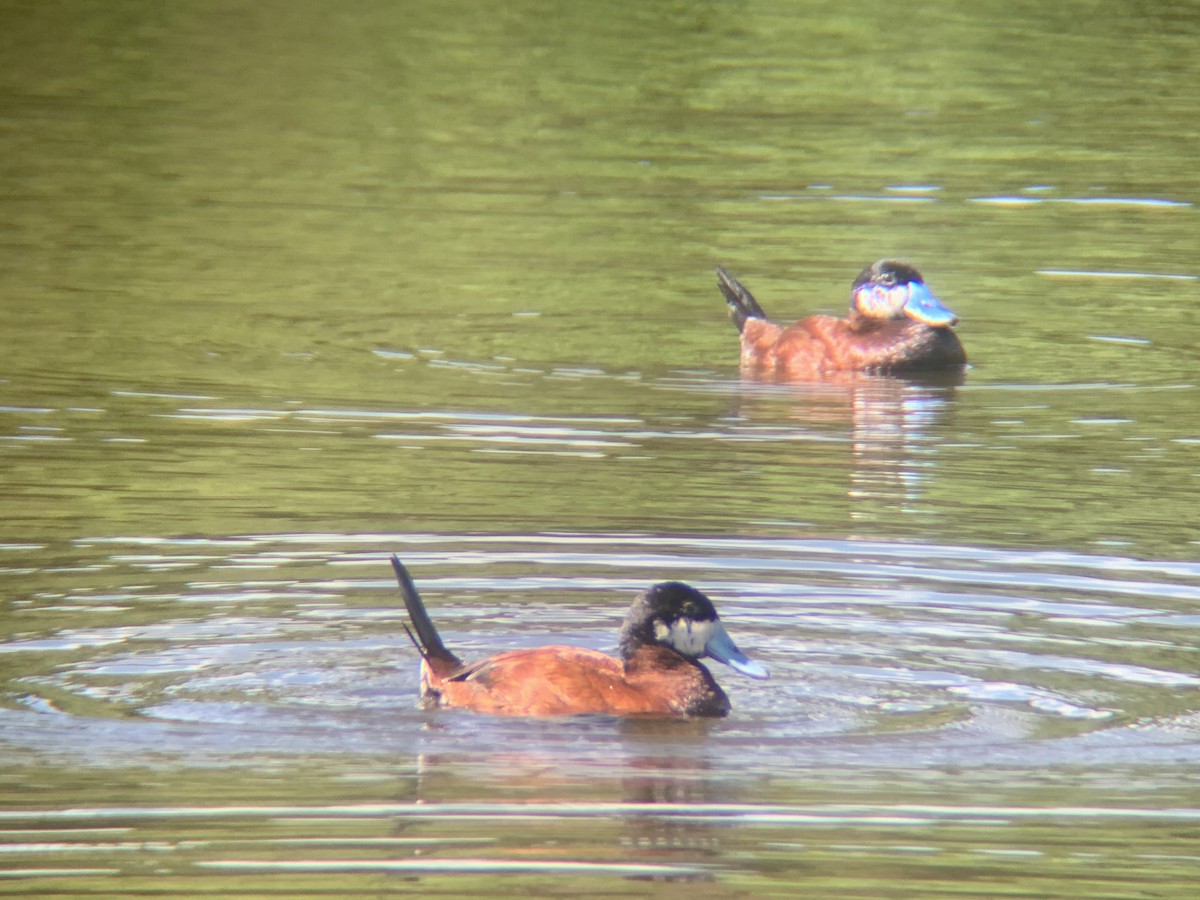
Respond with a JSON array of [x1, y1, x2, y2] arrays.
[[618, 581, 769, 679], [851, 260, 958, 327]]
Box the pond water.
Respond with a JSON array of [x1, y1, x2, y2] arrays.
[[2, 1, 1199, 897]]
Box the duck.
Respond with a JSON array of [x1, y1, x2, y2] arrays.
[[390, 555, 768, 717], [717, 260, 966, 378]]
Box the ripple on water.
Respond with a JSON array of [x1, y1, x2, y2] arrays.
[[3, 533, 1198, 771]]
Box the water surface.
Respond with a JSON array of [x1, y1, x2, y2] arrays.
[[2, 1, 1199, 897]]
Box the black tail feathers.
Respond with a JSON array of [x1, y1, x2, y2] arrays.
[[716, 266, 768, 333], [391, 555, 460, 668]]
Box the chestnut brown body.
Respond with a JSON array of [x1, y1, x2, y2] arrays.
[[390, 556, 767, 718], [718, 261, 966, 378]]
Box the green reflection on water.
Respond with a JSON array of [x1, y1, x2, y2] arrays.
[[2, 758, 1198, 898], [2, 2, 1200, 895], [3, 0, 1198, 552]]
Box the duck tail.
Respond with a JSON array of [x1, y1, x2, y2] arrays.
[[716, 266, 768, 333], [391, 555, 462, 674]]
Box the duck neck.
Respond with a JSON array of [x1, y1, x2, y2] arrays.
[[617, 618, 654, 661], [847, 309, 884, 333]]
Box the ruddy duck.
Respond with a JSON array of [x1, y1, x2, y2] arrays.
[[391, 555, 768, 717], [717, 260, 966, 378]]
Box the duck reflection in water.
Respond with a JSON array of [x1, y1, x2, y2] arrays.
[[729, 370, 963, 520], [402, 744, 729, 883], [617, 747, 728, 877], [391, 556, 768, 717], [717, 260, 966, 379], [716, 261, 966, 517]]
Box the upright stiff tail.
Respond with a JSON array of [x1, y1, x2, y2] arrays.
[[391, 555, 461, 672], [716, 266, 768, 334]]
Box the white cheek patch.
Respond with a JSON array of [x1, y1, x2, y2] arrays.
[[653, 617, 717, 657]]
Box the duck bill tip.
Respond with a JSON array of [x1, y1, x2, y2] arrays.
[[704, 625, 770, 679], [729, 657, 771, 680], [904, 283, 959, 327]]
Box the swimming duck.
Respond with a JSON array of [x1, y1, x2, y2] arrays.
[[717, 260, 966, 378], [391, 555, 768, 717]]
